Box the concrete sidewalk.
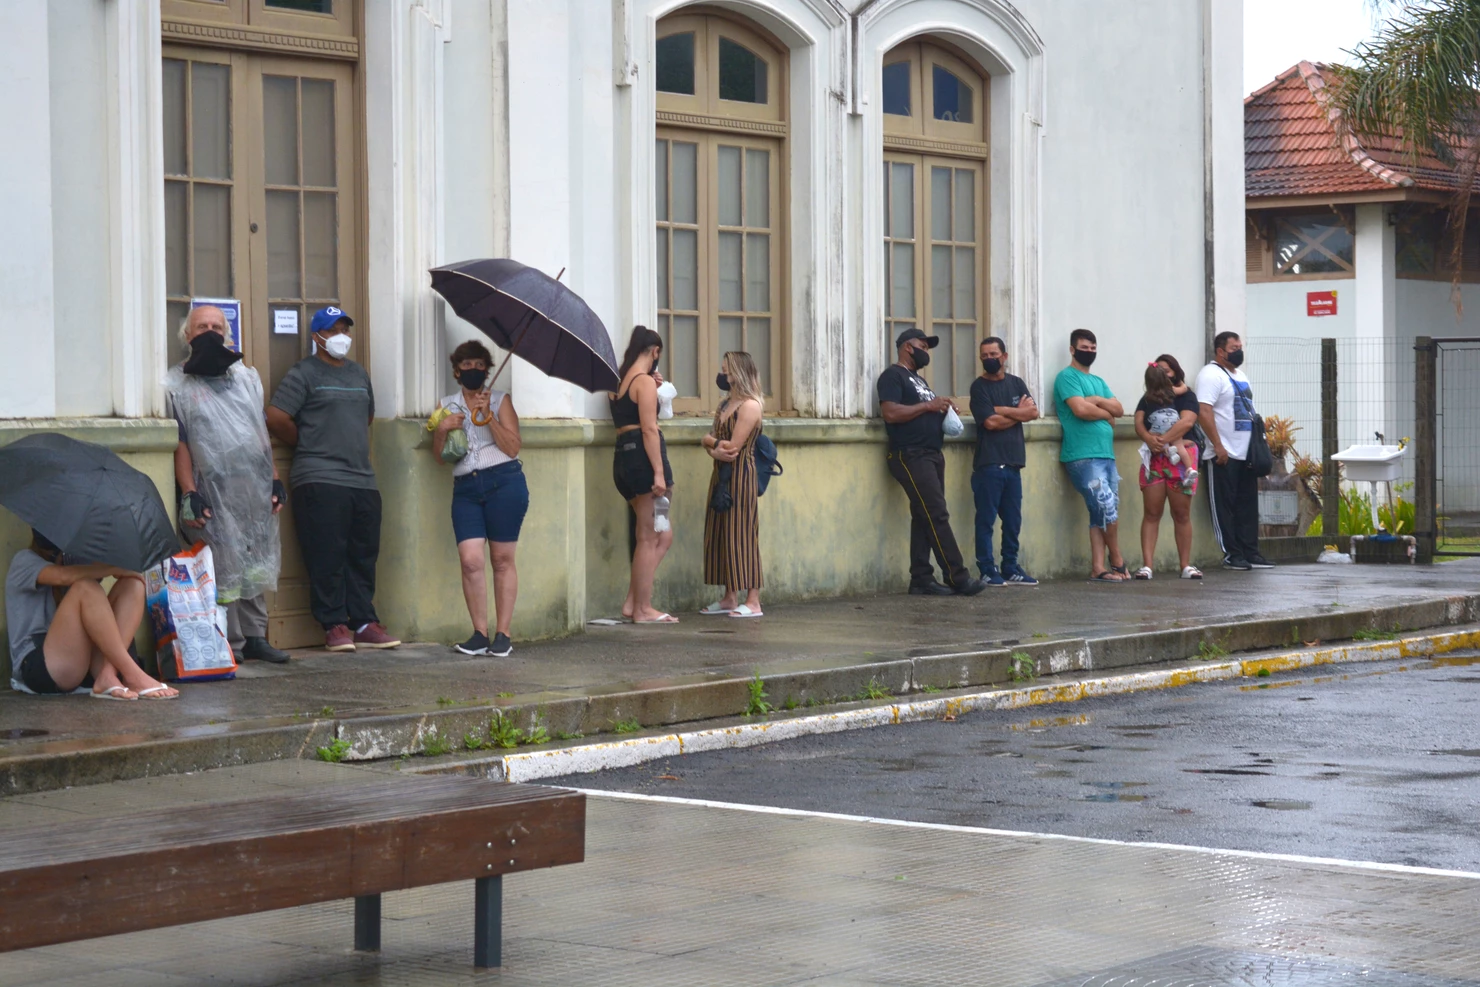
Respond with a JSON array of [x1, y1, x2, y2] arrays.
[[2, 560, 1478, 794], [3, 761, 1479, 986]]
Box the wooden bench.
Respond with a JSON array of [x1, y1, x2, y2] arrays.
[[0, 775, 585, 970]]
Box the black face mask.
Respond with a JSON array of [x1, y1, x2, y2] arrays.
[[183, 331, 242, 377], [1074, 348, 1097, 368], [458, 368, 488, 391], [981, 357, 1002, 375], [911, 347, 931, 369], [716, 372, 731, 392], [1227, 349, 1245, 368]]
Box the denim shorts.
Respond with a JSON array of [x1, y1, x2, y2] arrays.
[[451, 461, 530, 543], [1063, 457, 1120, 529]]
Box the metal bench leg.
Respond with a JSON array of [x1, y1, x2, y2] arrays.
[[474, 874, 502, 969], [354, 894, 381, 952]]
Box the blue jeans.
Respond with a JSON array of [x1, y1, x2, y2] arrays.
[[1062, 457, 1120, 530], [970, 465, 1022, 575], [451, 461, 530, 543]]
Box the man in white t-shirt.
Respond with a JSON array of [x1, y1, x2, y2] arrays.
[[1194, 331, 1271, 571]]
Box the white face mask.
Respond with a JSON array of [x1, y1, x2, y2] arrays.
[[319, 333, 352, 359]]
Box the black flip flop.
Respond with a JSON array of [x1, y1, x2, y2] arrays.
[[1087, 570, 1124, 583]]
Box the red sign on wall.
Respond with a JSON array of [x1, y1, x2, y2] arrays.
[[1307, 290, 1337, 317]]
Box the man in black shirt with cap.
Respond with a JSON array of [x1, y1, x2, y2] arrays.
[[877, 329, 987, 596]]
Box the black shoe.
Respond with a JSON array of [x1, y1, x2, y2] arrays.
[[456, 631, 492, 656], [489, 632, 513, 658], [953, 577, 988, 597], [909, 580, 955, 596], [242, 636, 290, 664], [1222, 556, 1253, 571], [1246, 554, 1275, 569]]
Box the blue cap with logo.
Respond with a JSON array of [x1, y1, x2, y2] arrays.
[[310, 306, 354, 334]]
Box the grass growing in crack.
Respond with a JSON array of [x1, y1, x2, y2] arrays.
[[421, 729, 454, 757], [436, 696, 454, 707], [920, 684, 942, 694], [1031, 631, 1050, 640], [1196, 639, 1230, 661], [318, 706, 335, 717], [497, 691, 515, 699], [463, 731, 488, 751], [1352, 625, 1401, 642], [782, 695, 799, 710], [804, 697, 823, 708], [316, 738, 351, 763], [858, 678, 892, 701], [612, 717, 642, 734], [1009, 652, 1036, 682], [524, 711, 551, 745], [490, 710, 524, 749], [746, 673, 773, 716], [555, 730, 584, 741]]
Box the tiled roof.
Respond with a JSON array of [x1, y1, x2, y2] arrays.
[[1245, 61, 1480, 199]]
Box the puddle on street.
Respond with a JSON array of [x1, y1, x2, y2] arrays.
[[1429, 749, 1480, 757], [1251, 799, 1312, 810], [1185, 768, 1272, 776], [0, 728, 48, 740], [1038, 743, 1107, 752], [1034, 769, 1074, 778], [1083, 781, 1147, 790], [1429, 653, 1480, 667], [1008, 713, 1092, 731], [1084, 793, 1148, 802]]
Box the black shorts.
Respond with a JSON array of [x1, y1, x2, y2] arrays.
[[613, 432, 673, 502], [17, 634, 93, 695]]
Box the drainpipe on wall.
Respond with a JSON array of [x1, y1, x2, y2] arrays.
[[1201, 0, 1216, 361]]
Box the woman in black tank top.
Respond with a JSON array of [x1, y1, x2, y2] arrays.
[[609, 327, 677, 623]]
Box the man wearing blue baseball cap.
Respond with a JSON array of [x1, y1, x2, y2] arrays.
[[266, 307, 400, 652]]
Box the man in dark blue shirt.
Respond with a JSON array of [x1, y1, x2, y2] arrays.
[[968, 337, 1040, 586]]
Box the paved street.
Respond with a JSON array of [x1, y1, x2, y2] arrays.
[[2, 761, 1479, 986], [566, 653, 1480, 872]]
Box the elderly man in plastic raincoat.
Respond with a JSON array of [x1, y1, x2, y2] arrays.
[[164, 305, 290, 663]]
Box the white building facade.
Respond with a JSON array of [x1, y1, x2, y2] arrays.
[[0, 0, 1245, 652]]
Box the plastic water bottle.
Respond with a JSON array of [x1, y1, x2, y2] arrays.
[[653, 495, 671, 533]]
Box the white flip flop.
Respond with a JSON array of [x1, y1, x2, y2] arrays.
[[729, 604, 764, 618], [1181, 565, 1204, 580], [699, 602, 734, 615], [91, 685, 136, 701], [136, 684, 180, 700]]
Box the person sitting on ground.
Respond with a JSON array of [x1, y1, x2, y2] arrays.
[[5, 530, 179, 700]]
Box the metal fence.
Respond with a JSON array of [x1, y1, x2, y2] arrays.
[[1244, 336, 1417, 491]]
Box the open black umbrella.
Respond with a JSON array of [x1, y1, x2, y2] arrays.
[[0, 433, 177, 571], [430, 258, 620, 393]]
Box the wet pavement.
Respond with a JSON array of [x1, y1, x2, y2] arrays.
[[1, 560, 1477, 753], [2, 760, 1478, 986], [566, 652, 1480, 872]]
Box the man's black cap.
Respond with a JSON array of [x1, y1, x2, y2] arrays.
[[895, 327, 940, 350]]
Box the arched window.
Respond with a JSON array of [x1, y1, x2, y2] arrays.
[[655, 13, 786, 412], [881, 40, 988, 401]]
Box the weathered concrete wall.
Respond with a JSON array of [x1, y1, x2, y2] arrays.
[[370, 416, 1221, 644]]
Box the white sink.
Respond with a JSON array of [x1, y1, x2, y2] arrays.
[[1332, 444, 1406, 483]]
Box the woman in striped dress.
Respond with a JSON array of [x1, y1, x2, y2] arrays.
[[700, 352, 765, 617]]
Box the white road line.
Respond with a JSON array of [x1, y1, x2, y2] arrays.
[[577, 789, 1480, 882]]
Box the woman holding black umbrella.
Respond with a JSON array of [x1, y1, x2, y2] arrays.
[[432, 340, 529, 657], [610, 327, 678, 624]]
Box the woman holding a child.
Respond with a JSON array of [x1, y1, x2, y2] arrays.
[[1133, 354, 1203, 580]]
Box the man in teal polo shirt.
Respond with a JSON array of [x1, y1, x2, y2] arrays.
[[1052, 329, 1129, 582]]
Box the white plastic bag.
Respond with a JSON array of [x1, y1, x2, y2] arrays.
[[656, 381, 678, 420], [1316, 547, 1352, 564], [145, 542, 237, 681], [943, 405, 964, 438]]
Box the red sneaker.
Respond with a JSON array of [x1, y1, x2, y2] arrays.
[[354, 622, 401, 649], [325, 624, 355, 652]]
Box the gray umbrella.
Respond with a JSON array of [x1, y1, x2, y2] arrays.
[[429, 258, 621, 393], [0, 433, 177, 571]]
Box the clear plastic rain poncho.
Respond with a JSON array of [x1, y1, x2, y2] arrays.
[[164, 362, 280, 603]]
